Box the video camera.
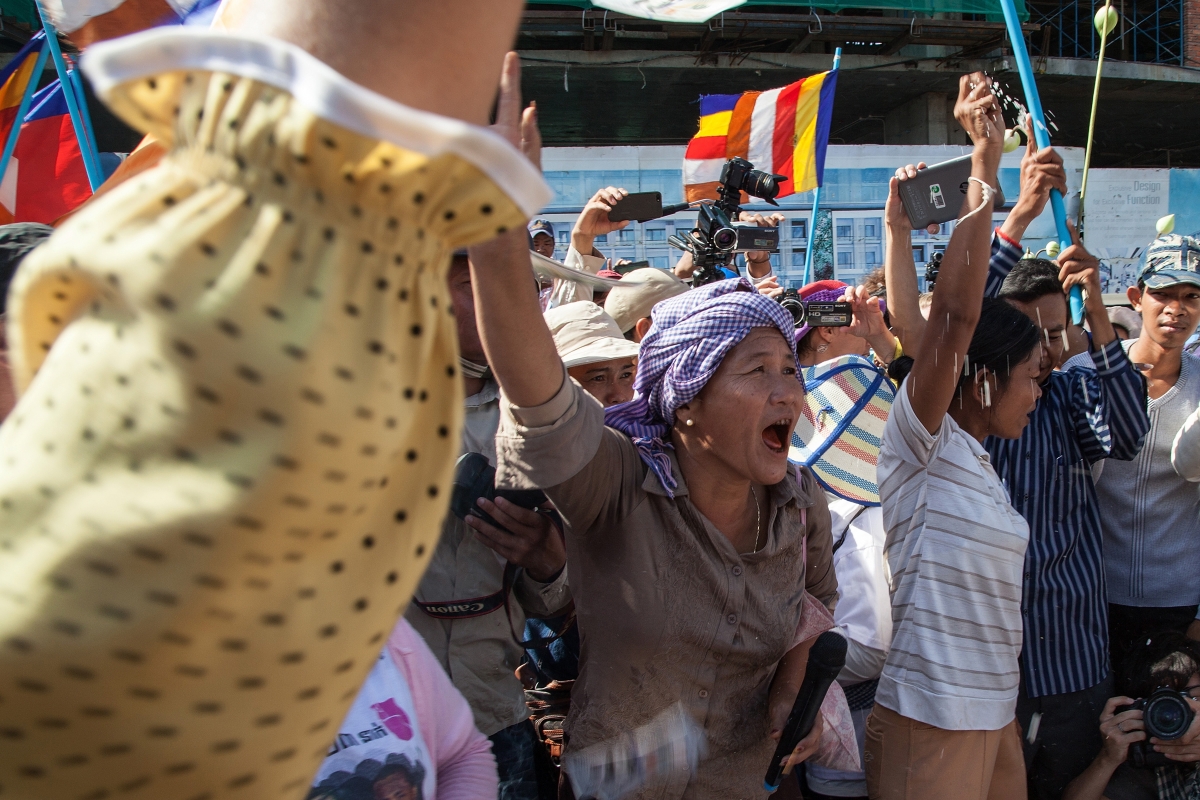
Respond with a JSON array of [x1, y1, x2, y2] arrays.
[[1117, 687, 1196, 769], [669, 157, 784, 287], [776, 291, 852, 329]]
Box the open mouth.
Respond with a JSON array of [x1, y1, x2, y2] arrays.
[[762, 419, 792, 454]]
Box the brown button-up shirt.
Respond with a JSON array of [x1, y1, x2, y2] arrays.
[[495, 374, 837, 800]]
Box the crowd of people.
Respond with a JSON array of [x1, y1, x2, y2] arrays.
[[0, 4, 1197, 800]]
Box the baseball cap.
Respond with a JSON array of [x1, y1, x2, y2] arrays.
[[528, 219, 555, 239], [790, 354, 895, 505], [544, 301, 641, 368], [794, 279, 850, 342], [1138, 233, 1200, 289], [604, 267, 689, 333], [0, 223, 53, 313]]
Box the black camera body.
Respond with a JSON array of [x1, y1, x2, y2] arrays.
[[450, 452, 546, 533], [1117, 687, 1196, 769], [924, 250, 943, 291], [776, 290, 852, 330], [670, 157, 785, 287]]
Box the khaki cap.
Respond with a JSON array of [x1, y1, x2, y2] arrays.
[[603, 268, 689, 334], [544, 301, 641, 368]]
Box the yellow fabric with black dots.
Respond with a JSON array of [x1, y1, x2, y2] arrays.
[[0, 70, 527, 799]]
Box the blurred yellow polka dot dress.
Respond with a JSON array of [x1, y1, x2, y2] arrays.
[[0, 29, 549, 800]]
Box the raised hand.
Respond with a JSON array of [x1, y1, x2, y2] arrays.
[[491, 52, 541, 170], [890, 163, 936, 235], [953, 72, 1004, 158], [467, 497, 566, 583]]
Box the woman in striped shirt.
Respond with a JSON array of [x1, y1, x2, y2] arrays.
[[867, 73, 1045, 800]]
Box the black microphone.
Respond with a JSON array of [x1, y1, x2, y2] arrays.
[[763, 630, 848, 793]]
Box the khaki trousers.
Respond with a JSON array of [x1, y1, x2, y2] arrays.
[[864, 704, 1027, 800]]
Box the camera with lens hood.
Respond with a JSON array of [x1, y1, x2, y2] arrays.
[[1118, 687, 1196, 769], [670, 157, 784, 287]]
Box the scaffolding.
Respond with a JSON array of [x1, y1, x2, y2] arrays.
[[1026, 0, 1183, 64]]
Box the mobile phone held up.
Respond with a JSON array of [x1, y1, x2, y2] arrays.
[[607, 192, 663, 223], [897, 155, 1006, 230]]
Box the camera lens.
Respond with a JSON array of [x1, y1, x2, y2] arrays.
[[743, 169, 781, 203], [1144, 691, 1194, 740], [776, 292, 805, 326], [713, 227, 738, 251]]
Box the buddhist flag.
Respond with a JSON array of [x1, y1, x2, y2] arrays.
[[683, 69, 838, 203]]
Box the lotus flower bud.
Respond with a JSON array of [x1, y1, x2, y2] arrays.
[[1046, 240, 1061, 259], [1095, 4, 1119, 37], [1157, 214, 1176, 236], [1003, 129, 1021, 153]]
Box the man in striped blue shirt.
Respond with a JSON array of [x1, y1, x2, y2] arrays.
[[983, 202, 1150, 796]]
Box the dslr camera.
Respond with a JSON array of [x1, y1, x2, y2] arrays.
[[450, 453, 546, 533], [670, 157, 784, 286], [776, 289, 852, 330], [1117, 687, 1197, 768]]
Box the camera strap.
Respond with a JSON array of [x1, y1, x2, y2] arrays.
[[412, 591, 508, 620], [416, 508, 576, 648]]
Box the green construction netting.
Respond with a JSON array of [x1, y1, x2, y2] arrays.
[[536, 0, 1027, 21], [0, 0, 39, 27]]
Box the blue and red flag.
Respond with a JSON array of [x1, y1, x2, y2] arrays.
[[0, 80, 92, 224]]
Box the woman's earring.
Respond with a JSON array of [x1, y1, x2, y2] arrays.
[[685, 418, 695, 427]]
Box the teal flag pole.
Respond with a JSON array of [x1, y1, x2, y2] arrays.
[[34, 1, 104, 191], [997, 0, 1084, 324], [802, 46, 841, 286], [67, 66, 101, 176], [0, 34, 50, 189]]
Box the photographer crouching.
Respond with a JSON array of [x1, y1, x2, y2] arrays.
[[1064, 632, 1200, 800]]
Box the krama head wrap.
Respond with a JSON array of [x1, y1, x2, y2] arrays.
[[604, 278, 800, 496]]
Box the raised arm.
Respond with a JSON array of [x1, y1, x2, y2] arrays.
[[468, 53, 563, 408], [997, 118, 1068, 250], [1059, 231, 1149, 464], [884, 165, 925, 357], [906, 73, 1004, 434], [986, 121, 1068, 297]]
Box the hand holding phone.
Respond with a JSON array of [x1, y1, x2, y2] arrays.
[[607, 191, 664, 223], [896, 155, 1006, 231]]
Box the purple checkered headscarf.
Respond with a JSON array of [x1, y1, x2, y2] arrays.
[[603, 278, 800, 496]]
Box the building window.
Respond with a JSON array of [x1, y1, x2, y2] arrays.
[[863, 218, 881, 239], [594, 234, 607, 244], [646, 228, 666, 242], [791, 250, 808, 266], [556, 229, 570, 245], [647, 256, 669, 269], [864, 251, 878, 266], [912, 247, 925, 265], [837, 225, 853, 240], [617, 229, 637, 243], [837, 251, 853, 267], [791, 220, 807, 240]]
